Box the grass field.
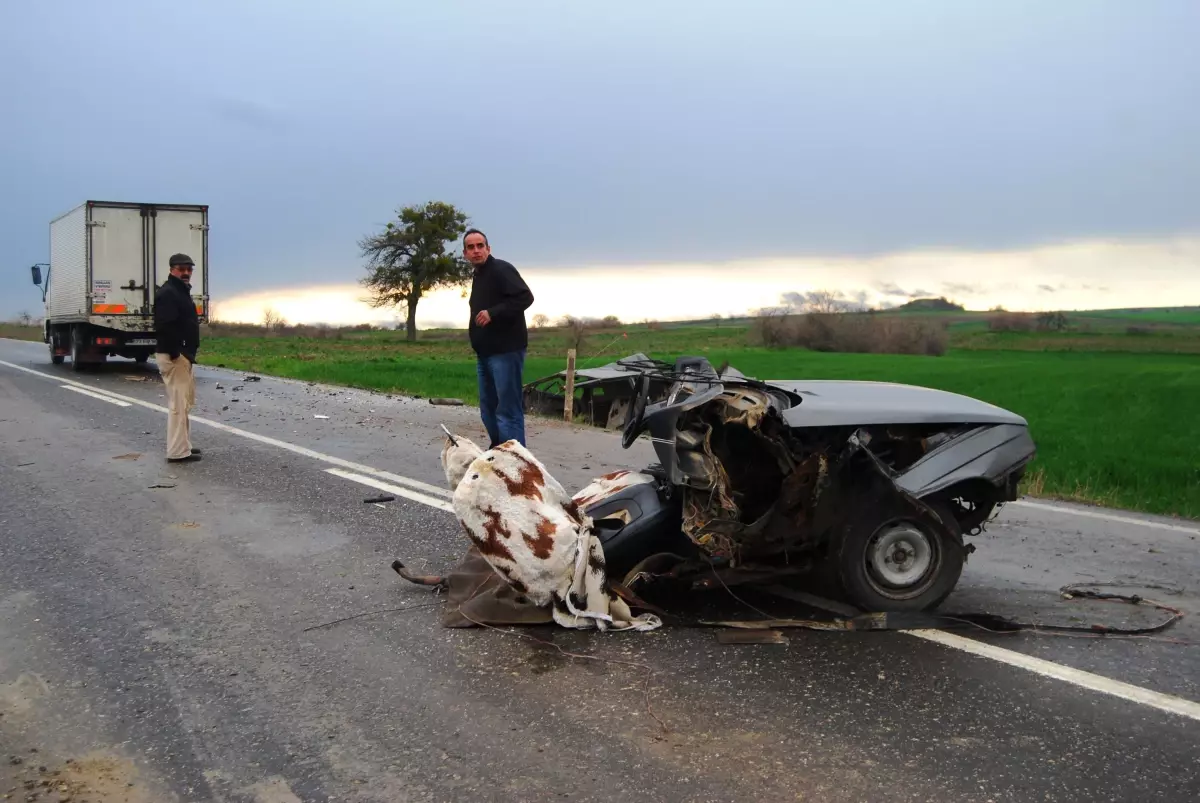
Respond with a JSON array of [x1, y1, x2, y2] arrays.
[[4, 313, 1198, 519], [185, 325, 1200, 520]]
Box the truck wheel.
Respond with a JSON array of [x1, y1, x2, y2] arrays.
[[50, 341, 64, 365], [835, 501, 964, 612], [134, 352, 149, 364], [70, 328, 85, 371]]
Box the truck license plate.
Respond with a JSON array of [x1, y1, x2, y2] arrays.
[[127, 338, 156, 346]]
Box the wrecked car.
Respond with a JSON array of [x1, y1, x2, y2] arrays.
[[535, 354, 1037, 612]]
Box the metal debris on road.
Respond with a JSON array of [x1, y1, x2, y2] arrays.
[[716, 630, 789, 645], [148, 483, 177, 489], [243, 375, 262, 382], [364, 495, 395, 504], [429, 398, 465, 406], [314, 414, 329, 419]]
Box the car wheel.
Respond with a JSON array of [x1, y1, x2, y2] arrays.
[[835, 501, 964, 612]]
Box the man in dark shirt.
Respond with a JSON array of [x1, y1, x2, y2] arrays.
[[465, 229, 534, 448], [154, 253, 202, 463]]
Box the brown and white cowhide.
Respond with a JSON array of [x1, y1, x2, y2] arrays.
[[441, 435, 661, 632], [572, 469, 657, 509]]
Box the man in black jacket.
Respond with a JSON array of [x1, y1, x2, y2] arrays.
[[154, 253, 202, 463], [465, 229, 534, 448]]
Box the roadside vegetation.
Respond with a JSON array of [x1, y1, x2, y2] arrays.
[[6, 301, 1198, 520], [192, 304, 1198, 520]]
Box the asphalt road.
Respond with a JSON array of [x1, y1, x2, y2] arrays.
[[2, 336, 1198, 802]]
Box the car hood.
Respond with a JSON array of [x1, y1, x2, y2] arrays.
[[766, 379, 1028, 428]]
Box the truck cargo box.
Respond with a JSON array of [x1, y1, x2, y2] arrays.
[[36, 200, 209, 367]]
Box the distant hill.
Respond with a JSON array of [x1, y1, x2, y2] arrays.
[[895, 297, 965, 312]]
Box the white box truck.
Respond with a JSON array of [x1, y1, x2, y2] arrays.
[[31, 200, 209, 368]]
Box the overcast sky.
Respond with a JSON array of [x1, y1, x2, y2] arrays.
[[2, 1, 1197, 324]]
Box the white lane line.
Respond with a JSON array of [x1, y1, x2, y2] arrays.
[[910, 629, 1200, 723], [62, 384, 132, 407], [325, 468, 455, 513], [5, 356, 1200, 722], [1010, 499, 1200, 535], [0, 359, 453, 500], [766, 584, 1200, 723]]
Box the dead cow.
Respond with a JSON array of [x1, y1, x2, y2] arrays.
[[405, 432, 660, 632]]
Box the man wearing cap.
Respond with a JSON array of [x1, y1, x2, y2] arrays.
[[154, 253, 202, 463]]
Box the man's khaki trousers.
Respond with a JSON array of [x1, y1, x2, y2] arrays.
[[156, 353, 195, 459]]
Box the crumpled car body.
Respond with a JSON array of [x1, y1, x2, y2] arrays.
[[526, 355, 1037, 612]]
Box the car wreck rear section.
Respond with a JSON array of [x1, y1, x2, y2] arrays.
[[525, 355, 1037, 611]]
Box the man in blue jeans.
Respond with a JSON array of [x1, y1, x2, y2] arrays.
[[464, 229, 535, 448]]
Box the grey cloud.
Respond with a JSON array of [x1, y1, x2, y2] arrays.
[[876, 282, 935, 299], [876, 282, 910, 297], [942, 282, 984, 296], [1038, 284, 1057, 293], [781, 291, 808, 308], [0, 1, 1196, 320], [208, 96, 290, 133]]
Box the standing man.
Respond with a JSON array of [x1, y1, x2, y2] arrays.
[[464, 229, 534, 448], [154, 253, 202, 463]]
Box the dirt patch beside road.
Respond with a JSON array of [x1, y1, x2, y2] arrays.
[[2, 749, 156, 803]]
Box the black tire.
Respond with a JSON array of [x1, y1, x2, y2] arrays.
[[70, 328, 85, 372], [134, 352, 149, 364], [835, 501, 964, 612], [50, 340, 64, 365]]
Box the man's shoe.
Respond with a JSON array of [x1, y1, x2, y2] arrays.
[[191, 448, 201, 455], [167, 453, 201, 463]]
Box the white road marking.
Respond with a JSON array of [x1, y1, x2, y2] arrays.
[[910, 629, 1200, 723], [765, 584, 1200, 723], [1010, 499, 1200, 535], [4, 354, 1200, 722], [62, 384, 132, 407], [0, 359, 452, 500], [324, 468, 455, 513]]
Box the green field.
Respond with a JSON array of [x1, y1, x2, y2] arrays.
[[186, 324, 1200, 520], [4, 314, 1198, 519]]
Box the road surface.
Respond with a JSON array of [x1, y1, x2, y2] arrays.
[[1, 337, 1198, 802]]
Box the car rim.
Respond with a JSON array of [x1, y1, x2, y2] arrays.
[[865, 521, 938, 597]]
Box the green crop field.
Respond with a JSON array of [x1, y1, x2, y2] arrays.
[[5, 311, 1198, 519], [189, 324, 1200, 520]]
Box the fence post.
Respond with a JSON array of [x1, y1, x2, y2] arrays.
[[564, 349, 576, 422]]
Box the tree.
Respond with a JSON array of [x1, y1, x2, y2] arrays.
[[359, 201, 470, 342], [532, 313, 550, 328], [781, 290, 858, 314], [262, 307, 286, 331], [1036, 311, 1068, 332]]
